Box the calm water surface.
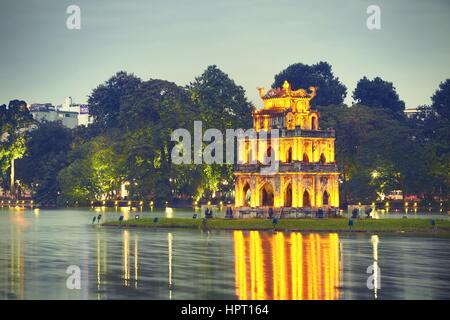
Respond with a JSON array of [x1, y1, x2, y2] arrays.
[[1, 207, 449, 300]]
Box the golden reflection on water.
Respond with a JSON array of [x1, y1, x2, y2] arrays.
[[233, 231, 341, 300], [122, 229, 139, 288]]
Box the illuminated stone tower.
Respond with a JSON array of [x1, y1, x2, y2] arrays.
[[234, 80, 339, 213]]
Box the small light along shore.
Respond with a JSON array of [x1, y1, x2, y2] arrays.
[[103, 217, 450, 235]]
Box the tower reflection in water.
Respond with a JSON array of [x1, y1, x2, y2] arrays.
[[233, 231, 341, 300], [122, 229, 139, 288]]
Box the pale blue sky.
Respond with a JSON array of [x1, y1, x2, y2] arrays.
[[0, 0, 449, 108]]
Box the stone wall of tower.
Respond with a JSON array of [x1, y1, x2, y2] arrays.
[[234, 174, 339, 209]]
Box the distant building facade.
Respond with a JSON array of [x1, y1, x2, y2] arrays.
[[404, 108, 419, 119], [29, 97, 92, 129]]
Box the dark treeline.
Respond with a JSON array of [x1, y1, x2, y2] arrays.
[[0, 62, 449, 207]]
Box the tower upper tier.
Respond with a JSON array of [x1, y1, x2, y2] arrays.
[[253, 80, 323, 132]]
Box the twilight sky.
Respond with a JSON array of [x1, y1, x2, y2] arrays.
[[0, 0, 449, 108]]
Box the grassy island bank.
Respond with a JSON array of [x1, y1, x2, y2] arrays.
[[103, 217, 450, 235]]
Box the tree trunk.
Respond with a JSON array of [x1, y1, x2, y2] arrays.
[[10, 158, 15, 198]]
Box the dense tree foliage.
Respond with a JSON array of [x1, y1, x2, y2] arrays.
[[0, 100, 33, 196], [319, 104, 433, 204], [2, 64, 448, 208], [88, 71, 141, 130], [189, 65, 254, 129], [16, 122, 73, 205], [273, 62, 347, 107], [55, 66, 252, 205], [353, 76, 405, 117], [431, 79, 450, 121]]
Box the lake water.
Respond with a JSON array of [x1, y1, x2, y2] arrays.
[[1, 207, 450, 300]]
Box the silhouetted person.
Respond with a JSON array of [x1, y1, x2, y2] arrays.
[[97, 214, 102, 224], [226, 206, 233, 219], [268, 207, 274, 219], [317, 208, 324, 218], [365, 207, 373, 218], [351, 208, 359, 219], [92, 216, 96, 224]]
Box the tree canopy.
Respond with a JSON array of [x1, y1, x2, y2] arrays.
[[272, 62, 347, 107], [88, 71, 141, 130], [0, 100, 33, 195], [2, 63, 448, 208], [431, 79, 450, 121], [352, 76, 405, 117]]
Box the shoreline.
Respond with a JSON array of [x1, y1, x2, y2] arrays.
[[103, 217, 450, 236]]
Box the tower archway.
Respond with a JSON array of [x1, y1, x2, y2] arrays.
[[260, 182, 274, 207], [323, 190, 330, 206], [264, 146, 275, 165], [319, 153, 326, 164], [303, 190, 311, 207], [302, 152, 309, 163], [286, 147, 293, 163], [284, 183, 292, 207], [311, 116, 318, 130], [243, 182, 251, 206]]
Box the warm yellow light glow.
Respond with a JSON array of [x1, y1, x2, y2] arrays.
[[120, 207, 130, 220], [233, 231, 340, 300], [235, 82, 339, 210], [168, 233, 173, 293], [165, 207, 173, 218], [134, 236, 139, 288], [123, 230, 130, 287]]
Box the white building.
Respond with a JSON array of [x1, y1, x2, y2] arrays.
[[404, 108, 419, 119], [29, 97, 92, 129], [60, 97, 92, 127]]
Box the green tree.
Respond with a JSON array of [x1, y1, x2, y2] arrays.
[[188, 65, 254, 129], [318, 104, 431, 204], [431, 79, 450, 121], [409, 79, 450, 202], [88, 71, 141, 130], [353, 76, 405, 117], [119, 79, 197, 204], [16, 121, 73, 205], [188, 66, 253, 201], [58, 132, 126, 204], [273, 62, 347, 107], [0, 100, 33, 196]]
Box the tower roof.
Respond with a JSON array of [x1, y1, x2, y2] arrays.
[[256, 80, 318, 112], [258, 80, 317, 100]]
